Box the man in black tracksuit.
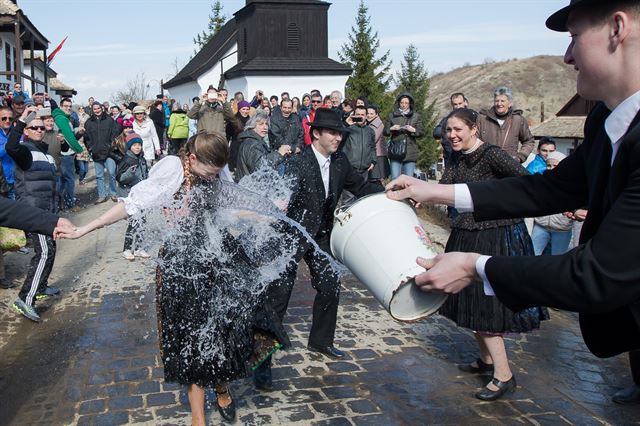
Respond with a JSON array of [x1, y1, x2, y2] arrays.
[[6, 106, 59, 322]]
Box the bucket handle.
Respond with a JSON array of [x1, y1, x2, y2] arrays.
[[334, 206, 352, 227]]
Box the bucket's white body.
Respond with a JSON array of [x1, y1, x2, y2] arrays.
[[330, 193, 447, 322]]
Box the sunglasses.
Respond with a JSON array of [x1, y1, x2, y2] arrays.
[[311, 100, 322, 104], [0, 117, 12, 121], [27, 126, 46, 131], [134, 113, 144, 115]]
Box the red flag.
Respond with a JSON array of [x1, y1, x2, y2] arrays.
[[47, 37, 68, 64]]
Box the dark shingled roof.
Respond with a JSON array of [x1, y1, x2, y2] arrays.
[[163, 19, 238, 89], [224, 57, 351, 78]]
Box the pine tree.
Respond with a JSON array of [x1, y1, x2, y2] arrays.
[[395, 44, 439, 172], [338, 0, 392, 112], [193, 1, 227, 55]]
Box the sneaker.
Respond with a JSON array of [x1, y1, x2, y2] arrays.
[[12, 298, 41, 322], [111, 196, 118, 202], [95, 197, 108, 204], [134, 249, 151, 259], [35, 286, 61, 300], [17, 247, 30, 254], [122, 250, 135, 261], [38, 286, 60, 296]]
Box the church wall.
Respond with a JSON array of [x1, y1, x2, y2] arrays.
[[225, 74, 347, 102]]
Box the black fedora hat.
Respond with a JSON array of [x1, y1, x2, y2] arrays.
[[306, 107, 349, 132], [546, 0, 608, 32]]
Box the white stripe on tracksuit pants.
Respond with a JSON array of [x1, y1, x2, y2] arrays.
[[18, 233, 56, 305]]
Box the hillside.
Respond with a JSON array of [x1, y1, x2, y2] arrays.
[[428, 55, 577, 126]]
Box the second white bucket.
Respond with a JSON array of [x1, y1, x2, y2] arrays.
[[330, 193, 447, 322]]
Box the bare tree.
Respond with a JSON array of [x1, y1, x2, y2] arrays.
[[112, 72, 149, 105]]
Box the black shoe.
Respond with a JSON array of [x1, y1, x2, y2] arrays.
[[253, 362, 273, 391], [36, 286, 60, 300], [458, 358, 495, 374], [613, 384, 640, 405], [216, 387, 236, 422], [0, 279, 16, 289], [308, 343, 345, 359], [475, 376, 516, 401]]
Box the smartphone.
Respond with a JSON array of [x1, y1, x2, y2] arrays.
[[25, 111, 37, 124], [352, 116, 364, 123], [36, 107, 52, 117]]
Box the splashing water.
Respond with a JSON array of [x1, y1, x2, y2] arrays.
[[125, 163, 348, 382]]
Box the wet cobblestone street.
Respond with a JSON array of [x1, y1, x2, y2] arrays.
[[0, 197, 638, 425]]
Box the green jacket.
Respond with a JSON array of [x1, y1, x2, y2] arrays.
[[187, 101, 233, 134], [52, 107, 83, 154], [168, 110, 189, 139]]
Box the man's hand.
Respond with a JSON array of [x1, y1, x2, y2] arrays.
[[367, 163, 374, 172], [413, 252, 481, 294], [53, 217, 76, 239], [390, 124, 401, 131], [404, 125, 416, 133], [20, 105, 38, 121], [564, 209, 587, 222], [385, 174, 453, 205]]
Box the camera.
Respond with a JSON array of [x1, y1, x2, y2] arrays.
[[351, 116, 364, 123]]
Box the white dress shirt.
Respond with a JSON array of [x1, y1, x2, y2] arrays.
[[454, 89, 640, 295], [122, 155, 233, 216], [311, 144, 331, 198]]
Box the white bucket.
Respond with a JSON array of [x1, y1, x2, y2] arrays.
[[330, 193, 447, 322]]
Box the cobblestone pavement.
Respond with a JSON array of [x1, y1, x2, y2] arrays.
[[0, 182, 639, 425]]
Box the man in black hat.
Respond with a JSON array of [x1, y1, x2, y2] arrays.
[[387, 0, 640, 403], [253, 108, 383, 391]]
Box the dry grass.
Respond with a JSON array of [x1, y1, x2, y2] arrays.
[[428, 55, 577, 126]]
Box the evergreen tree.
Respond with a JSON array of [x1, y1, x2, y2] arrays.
[[193, 1, 227, 55], [338, 0, 392, 112], [395, 44, 439, 172]]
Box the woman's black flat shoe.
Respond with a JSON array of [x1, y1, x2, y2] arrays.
[[216, 388, 236, 422], [475, 376, 516, 401], [458, 358, 494, 374]]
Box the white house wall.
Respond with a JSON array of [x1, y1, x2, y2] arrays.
[[0, 34, 18, 94], [165, 82, 202, 106], [166, 43, 239, 105], [225, 75, 348, 103]]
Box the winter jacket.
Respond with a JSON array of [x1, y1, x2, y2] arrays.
[[383, 92, 424, 163], [133, 118, 161, 162], [116, 150, 149, 189], [83, 113, 120, 162], [526, 154, 547, 174], [167, 110, 189, 140], [235, 129, 286, 182], [0, 127, 15, 185], [534, 213, 574, 232], [149, 108, 165, 141], [477, 107, 535, 163], [268, 110, 304, 151], [368, 115, 386, 157], [6, 120, 57, 213], [43, 129, 61, 173], [227, 113, 251, 172], [341, 124, 377, 173], [187, 100, 234, 134]]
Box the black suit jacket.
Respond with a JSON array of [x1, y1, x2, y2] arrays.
[[286, 146, 383, 240], [468, 103, 640, 358], [0, 197, 58, 236]]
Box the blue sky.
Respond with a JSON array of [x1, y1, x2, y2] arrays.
[[20, 0, 570, 104]]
